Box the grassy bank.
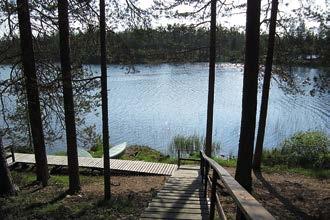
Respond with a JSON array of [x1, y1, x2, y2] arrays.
[[50, 131, 329, 179], [119, 132, 329, 179]]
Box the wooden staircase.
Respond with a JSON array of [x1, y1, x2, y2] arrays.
[[140, 165, 209, 219]]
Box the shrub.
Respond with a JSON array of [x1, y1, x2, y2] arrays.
[[89, 136, 103, 158], [263, 131, 330, 169], [14, 145, 34, 153], [121, 145, 175, 163]]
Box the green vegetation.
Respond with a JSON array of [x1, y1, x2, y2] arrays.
[[213, 157, 237, 167], [257, 131, 330, 179], [121, 145, 176, 164], [1, 24, 328, 66], [120, 132, 329, 179], [49, 132, 329, 179], [261, 165, 330, 179], [169, 134, 221, 155], [14, 145, 34, 154], [53, 151, 67, 156], [262, 131, 329, 169], [88, 137, 104, 158]]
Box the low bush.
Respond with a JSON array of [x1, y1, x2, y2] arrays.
[[14, 145, 34, 153], [121, 145, 176, 164], [263, 131, 329, 169], [89, 137, 104, 158]]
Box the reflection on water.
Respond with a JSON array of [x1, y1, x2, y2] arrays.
[[1, 63, 329, 155]]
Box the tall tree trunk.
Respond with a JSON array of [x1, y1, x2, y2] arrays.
[[0, 137, 16, 196], [100, 0, 111, 200], [58, 0, 80, 194], [235, 0, 261, 193], [205, 0, 217, 157], [253, 0, 279, 171], [17, 0, 49, 186]]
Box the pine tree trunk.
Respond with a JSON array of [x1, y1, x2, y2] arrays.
[[0, 138, 16, 197], [253, 0, 279, 171], [17, 0, 49, 186], [205, 0, 217, 157], [100, 0, 111, 200], [235, 0, 261, 193], [58, 0, 80, 194]]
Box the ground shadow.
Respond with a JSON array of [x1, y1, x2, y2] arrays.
[[253, 170, 311, 219], [24, 191, 68, 211]]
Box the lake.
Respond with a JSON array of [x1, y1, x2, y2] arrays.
[[1, 63, 329, 156]]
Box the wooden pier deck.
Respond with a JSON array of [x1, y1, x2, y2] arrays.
[[8, 153, 177, 176], [140, 165, 209, 219]]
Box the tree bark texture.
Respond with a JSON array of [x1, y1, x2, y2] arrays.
[[235, 0, 261, 193], [58, 0, 80, 194], [253, 0, 279, 171], [100, 0, 111, 200], [205, 0, 217, 157], [0, 138, 16, 196], [17, 0, 49, 186]]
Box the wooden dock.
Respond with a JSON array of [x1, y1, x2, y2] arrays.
[[140, 165, 209, 219], [8, 153, 177, 176]]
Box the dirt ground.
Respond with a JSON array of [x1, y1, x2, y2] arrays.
[[0, 169, 168, 220], [84, 175, 167, 196], [221, 167, 330, 220]]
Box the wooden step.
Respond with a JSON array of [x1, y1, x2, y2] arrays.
[[159, 189, 203, 194], [157, 192, 202, 198], [145, 207, 209, 214], [148, 202, 208, 209], [151, 198, 208, 205], [140, 212, 209, 220], [161, 187, 203, 192]]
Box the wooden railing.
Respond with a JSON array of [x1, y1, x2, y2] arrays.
[[199, 151, 275, 220], [177, 149, 201, 168], [4, 145, 15, 164]]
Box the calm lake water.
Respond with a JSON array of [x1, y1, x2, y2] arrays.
[[1, 63, 329, 155]]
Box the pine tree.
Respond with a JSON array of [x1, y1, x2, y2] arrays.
[[235, 0, 261, 193], [58, 0, 80, 194], [100, 0, 111, 200], [205, 0, 217, 157], [253, 0, 279, 171], [17, 0, 49, 186], [0, 137, 16, 196]]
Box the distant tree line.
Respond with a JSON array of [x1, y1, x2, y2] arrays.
[[0, 23, 329, 66]]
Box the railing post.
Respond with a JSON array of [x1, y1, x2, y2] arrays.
[[204, 162, 209, 197], [10, 146, 15, 162], [210, 170, 219, 220], [200, 151, 204, 183], [177, 149, 181, 168]]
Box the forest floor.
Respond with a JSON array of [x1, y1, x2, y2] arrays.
[[220, 167, 330, 219], [0, 167, 167, 220], [0, 165, 328, 219]]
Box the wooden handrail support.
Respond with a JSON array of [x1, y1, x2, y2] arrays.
[[200, 151, 275, 220], [4, 145, 15, 163], [177, 149, 201, 168]]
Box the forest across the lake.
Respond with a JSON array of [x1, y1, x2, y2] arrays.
[[1, 23, 329, 66]]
